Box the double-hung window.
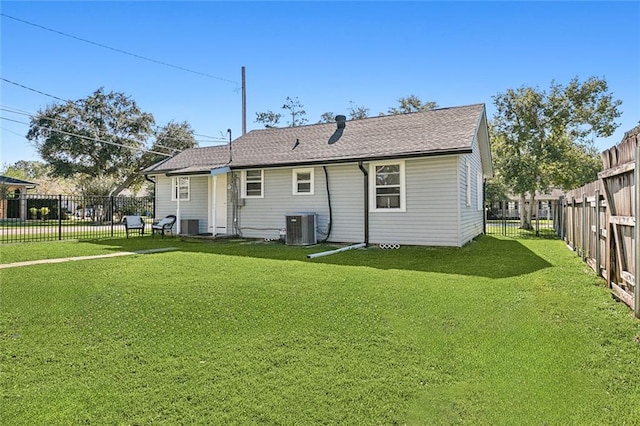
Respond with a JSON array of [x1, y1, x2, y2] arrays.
[[292, 168, 314, 195], [465, 161, 471, 207], [171, 177, 190, 201], [370, 160, 406, 212], [242, 169, 264, 198], [477, 171, 484, 211]]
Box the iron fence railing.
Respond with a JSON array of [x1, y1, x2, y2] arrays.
[[485, 200, 559, 239], [0, 194, 154, 243]]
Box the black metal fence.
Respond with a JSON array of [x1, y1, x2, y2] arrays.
[[0, 194, 154, 243], [485, 199, 559, 238]]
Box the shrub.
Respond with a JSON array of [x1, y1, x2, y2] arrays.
[[40, 207, 50, 220], [29, 207, 39, 220]]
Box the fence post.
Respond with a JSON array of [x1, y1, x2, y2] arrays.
[[594, 189, 601, 277], [535, 200, 540, 236], [582, 193, 588, 261], [571, 197, 576, 250], [634, 146, 639, 318], [58, 194, 63, 241], [110, 196, 115, 237]]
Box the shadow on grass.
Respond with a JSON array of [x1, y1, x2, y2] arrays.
[[87, 234, 551, 279]]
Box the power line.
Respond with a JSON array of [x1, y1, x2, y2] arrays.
[[2, 106, 226, 148], [0, 116, 172, 157], [1, 126, 26, 138], [0, 77, 68, 103], [2, 106, 227, 152], [1, 13, 239, 86], [1, 79, 233, 142]]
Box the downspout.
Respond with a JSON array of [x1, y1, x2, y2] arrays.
[[145, 175, 157, 218], [319, 165, 333, 243], [358, 161, 369, 246]]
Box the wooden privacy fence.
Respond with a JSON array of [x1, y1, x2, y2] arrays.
[[557, 127, 639, 318]]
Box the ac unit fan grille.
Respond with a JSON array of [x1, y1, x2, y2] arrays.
[[286, 213, 316, 245]]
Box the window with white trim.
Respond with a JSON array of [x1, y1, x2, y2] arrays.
[[242, 169, 264, 198], [292, 168, 314, 195], [465, 161, 471, 207], [370, 161, 406, 212], [171, 177, 190, 201], [477, 171, 484, 211]]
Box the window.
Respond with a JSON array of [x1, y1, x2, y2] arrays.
[[477, 171, 484, 211], [465, 161, 471, 207], [292, 168, 314, 195], [242, 169, 263, 198], [171, 177, 190, 201], [370, 160, 406, 212]]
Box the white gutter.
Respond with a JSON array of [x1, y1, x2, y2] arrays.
[[307, 243, 366, 259]]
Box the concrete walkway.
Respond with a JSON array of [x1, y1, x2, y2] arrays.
[[0, 247, 177, 269]]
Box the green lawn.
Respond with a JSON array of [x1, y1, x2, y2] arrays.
[[1, 236, 639, 424]]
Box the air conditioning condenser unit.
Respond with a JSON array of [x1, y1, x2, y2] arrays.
[[285, 213, 316, 245]]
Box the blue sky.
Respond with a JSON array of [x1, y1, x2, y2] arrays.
[[1, 1, 639, 166]]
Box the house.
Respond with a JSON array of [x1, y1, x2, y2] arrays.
[[144, 103, 493, 247], [0, 175, 37, 220], [487, 189, 565, 220]]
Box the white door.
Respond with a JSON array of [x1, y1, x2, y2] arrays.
[[209, 173, 228, 235]]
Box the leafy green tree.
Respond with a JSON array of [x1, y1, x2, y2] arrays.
[[388, 95, 438, 115], [491, 76, 621, 229], [255, 110, 282, 128], [2, 160, 49, 182], [110, 120, 198, 196], [484, 178, 510, 206], [318, 112, 336, 123], [26, 88, 195, 196], [255, 97, 308, 128], [282, 96, 308, 127], [348, 101, 370, 120]]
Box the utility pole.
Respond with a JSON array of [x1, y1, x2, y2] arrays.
[[242, 66, 246, 136]]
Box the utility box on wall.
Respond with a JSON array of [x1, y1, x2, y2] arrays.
[[180, 219, 199, 235], [285, 213, 316, 245]]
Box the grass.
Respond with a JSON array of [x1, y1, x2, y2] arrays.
[[1, 236, 639, 424]]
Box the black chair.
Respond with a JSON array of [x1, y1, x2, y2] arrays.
[[123, 215, 145, 238], [151, 215, 177, 238]]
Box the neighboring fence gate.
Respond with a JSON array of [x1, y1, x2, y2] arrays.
[[0, 194, 154, 244], [485, 199, 559, 238]]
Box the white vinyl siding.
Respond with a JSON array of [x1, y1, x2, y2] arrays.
[[171, 177, 190, 201], [292, 168, 314, 195], [233, 165, 363, 243], [154, 174, 210, 234], [459, 133, 485, 244], [369, 157, 460, 246], [242, 169, 263, 198]]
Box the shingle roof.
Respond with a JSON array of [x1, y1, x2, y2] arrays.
[[0, 175, 37, 186], [145, 103, 486, 174]]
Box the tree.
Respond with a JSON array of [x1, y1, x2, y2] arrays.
[[348, 101, 370, 120], [255, 110, 282, 128], [26, 88, 196, 196], [2, 160, 49, 182], [491, 76, 621, 229], [388, 95, 438, 115], [255, 97, 308, 128], [1, 160, 76, 194], [318, 112, 336, 124], [109, 120, 198, 196], [282, 96, 308, 127]]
